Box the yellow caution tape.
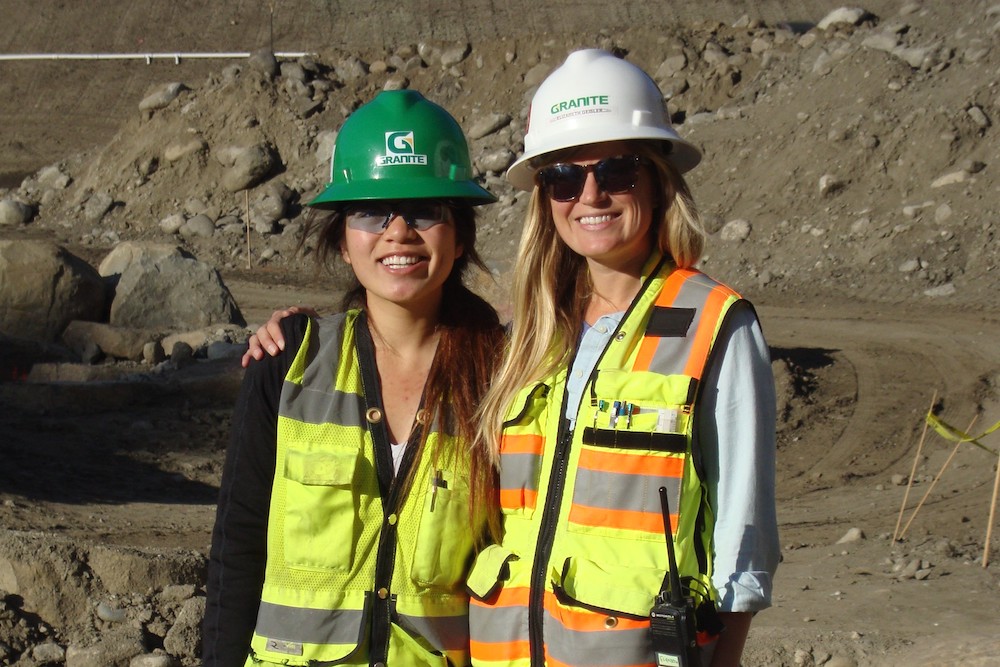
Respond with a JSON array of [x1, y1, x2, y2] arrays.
[[925, 413, 1000, 457]]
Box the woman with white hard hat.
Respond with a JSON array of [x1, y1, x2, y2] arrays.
[[469, 48, 779, 667]]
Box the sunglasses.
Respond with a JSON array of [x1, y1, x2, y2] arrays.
[[535, 155, 647, 202], [344, 201, 450, 234]]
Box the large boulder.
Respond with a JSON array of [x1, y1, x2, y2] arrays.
[[97, 241, 194, 279], [219, 143, 279, 192], [109, 255, 246, 331], [0, 240, 106, 342]]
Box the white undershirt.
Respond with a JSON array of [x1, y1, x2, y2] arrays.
[[390, 441, 407, 475]]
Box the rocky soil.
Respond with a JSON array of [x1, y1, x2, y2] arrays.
[[1, 1, 999, 666]]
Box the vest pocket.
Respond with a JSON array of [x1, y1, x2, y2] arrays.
[[567, 443, 686, 542], [467, 545, 530, 663], [586, 369, 696, 437], [249, 591, 369, 664], [411, 468, 474, 588], [546, 556, 659, 666], [499, 382, 550, 518], [466, 543, 519, 601], [567, 370, 692, 542], [555, 555, 662, 618], [282, 447, 360, 571], [388, 622, 452, 667]]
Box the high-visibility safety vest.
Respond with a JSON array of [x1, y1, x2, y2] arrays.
[[248, 310, 479, 667], [467, 254, 742, 667]]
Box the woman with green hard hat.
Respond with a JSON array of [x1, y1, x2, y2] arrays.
[[203, 89, 505, 667]]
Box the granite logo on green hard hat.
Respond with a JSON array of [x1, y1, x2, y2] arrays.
[[377, 130, 428, 166]]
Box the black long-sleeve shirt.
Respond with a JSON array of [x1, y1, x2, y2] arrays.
[[202, 316, 308, 667]]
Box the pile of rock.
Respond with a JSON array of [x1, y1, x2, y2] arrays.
[[0, 239, 247, 378], [1, 5, 996, 309], [0, 532, 205, 667]]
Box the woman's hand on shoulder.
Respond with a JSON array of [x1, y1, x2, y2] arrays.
[[241, 306, 319, 368]]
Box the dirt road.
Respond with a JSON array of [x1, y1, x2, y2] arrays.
[[752, 301, 1000, 664]]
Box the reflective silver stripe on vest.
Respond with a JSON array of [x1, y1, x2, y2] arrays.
[[255, 600, 365, 645], [645, 273, 725, 377], [279, 382, 367, 428], [499, 453, 540, 494], [572, 468, 681, 515], [278, 313, 367, 427], [469, 604, 528, 643], [544, 609, 650, 666], [397, 610, 471, 651]]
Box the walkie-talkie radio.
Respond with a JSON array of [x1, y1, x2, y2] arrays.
[[649, 486, 700, 667]]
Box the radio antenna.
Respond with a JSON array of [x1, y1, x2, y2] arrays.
[[658, 486, 684, 605]]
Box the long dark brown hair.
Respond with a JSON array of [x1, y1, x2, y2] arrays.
[[303, 203, 505, 545]]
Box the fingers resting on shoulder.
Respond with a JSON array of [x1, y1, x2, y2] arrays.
[[240, 305, 320, 368]]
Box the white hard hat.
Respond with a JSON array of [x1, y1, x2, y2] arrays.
[[506, 48, 702, 191]]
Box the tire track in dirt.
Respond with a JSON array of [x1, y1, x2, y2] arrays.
[[762, 304, 1000, 497], [750, 307, 1000, 666]]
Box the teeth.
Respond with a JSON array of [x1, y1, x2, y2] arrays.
[[578, 215, 614, 225], [381, 255, 421, 267]]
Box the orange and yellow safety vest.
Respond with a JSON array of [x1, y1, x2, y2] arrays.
[[468, 254, 741, 667]]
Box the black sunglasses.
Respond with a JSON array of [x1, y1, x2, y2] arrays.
[[343, 201, 450, 234], [535, 155, 646, 202]]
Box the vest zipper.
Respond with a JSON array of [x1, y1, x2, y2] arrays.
[[526, 259, 666, 664], [528, 421, 574, 667]]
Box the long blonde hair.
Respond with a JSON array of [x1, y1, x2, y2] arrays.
[[475, 141, 707, 463]]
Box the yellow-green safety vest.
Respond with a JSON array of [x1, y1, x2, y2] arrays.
[[248, 310, 479, 666], [467, 254, 741, 667]]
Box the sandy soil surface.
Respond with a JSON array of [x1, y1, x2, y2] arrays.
[[2, 1, 1000, 665]]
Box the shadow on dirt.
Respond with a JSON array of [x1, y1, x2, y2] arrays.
[[0, 434, 220, 506], [0, 358, 241, 506], [770, 345, 837, 399], [770, 346, 837, 371]]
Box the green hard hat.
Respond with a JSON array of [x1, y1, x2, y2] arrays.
[[308, 90, 497, 208]]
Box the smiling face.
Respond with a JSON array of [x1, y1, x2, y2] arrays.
[[545, 140, 659, 275], [340, 202, 463, 315]]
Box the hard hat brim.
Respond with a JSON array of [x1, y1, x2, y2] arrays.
[[308, 178, 497, 209]]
